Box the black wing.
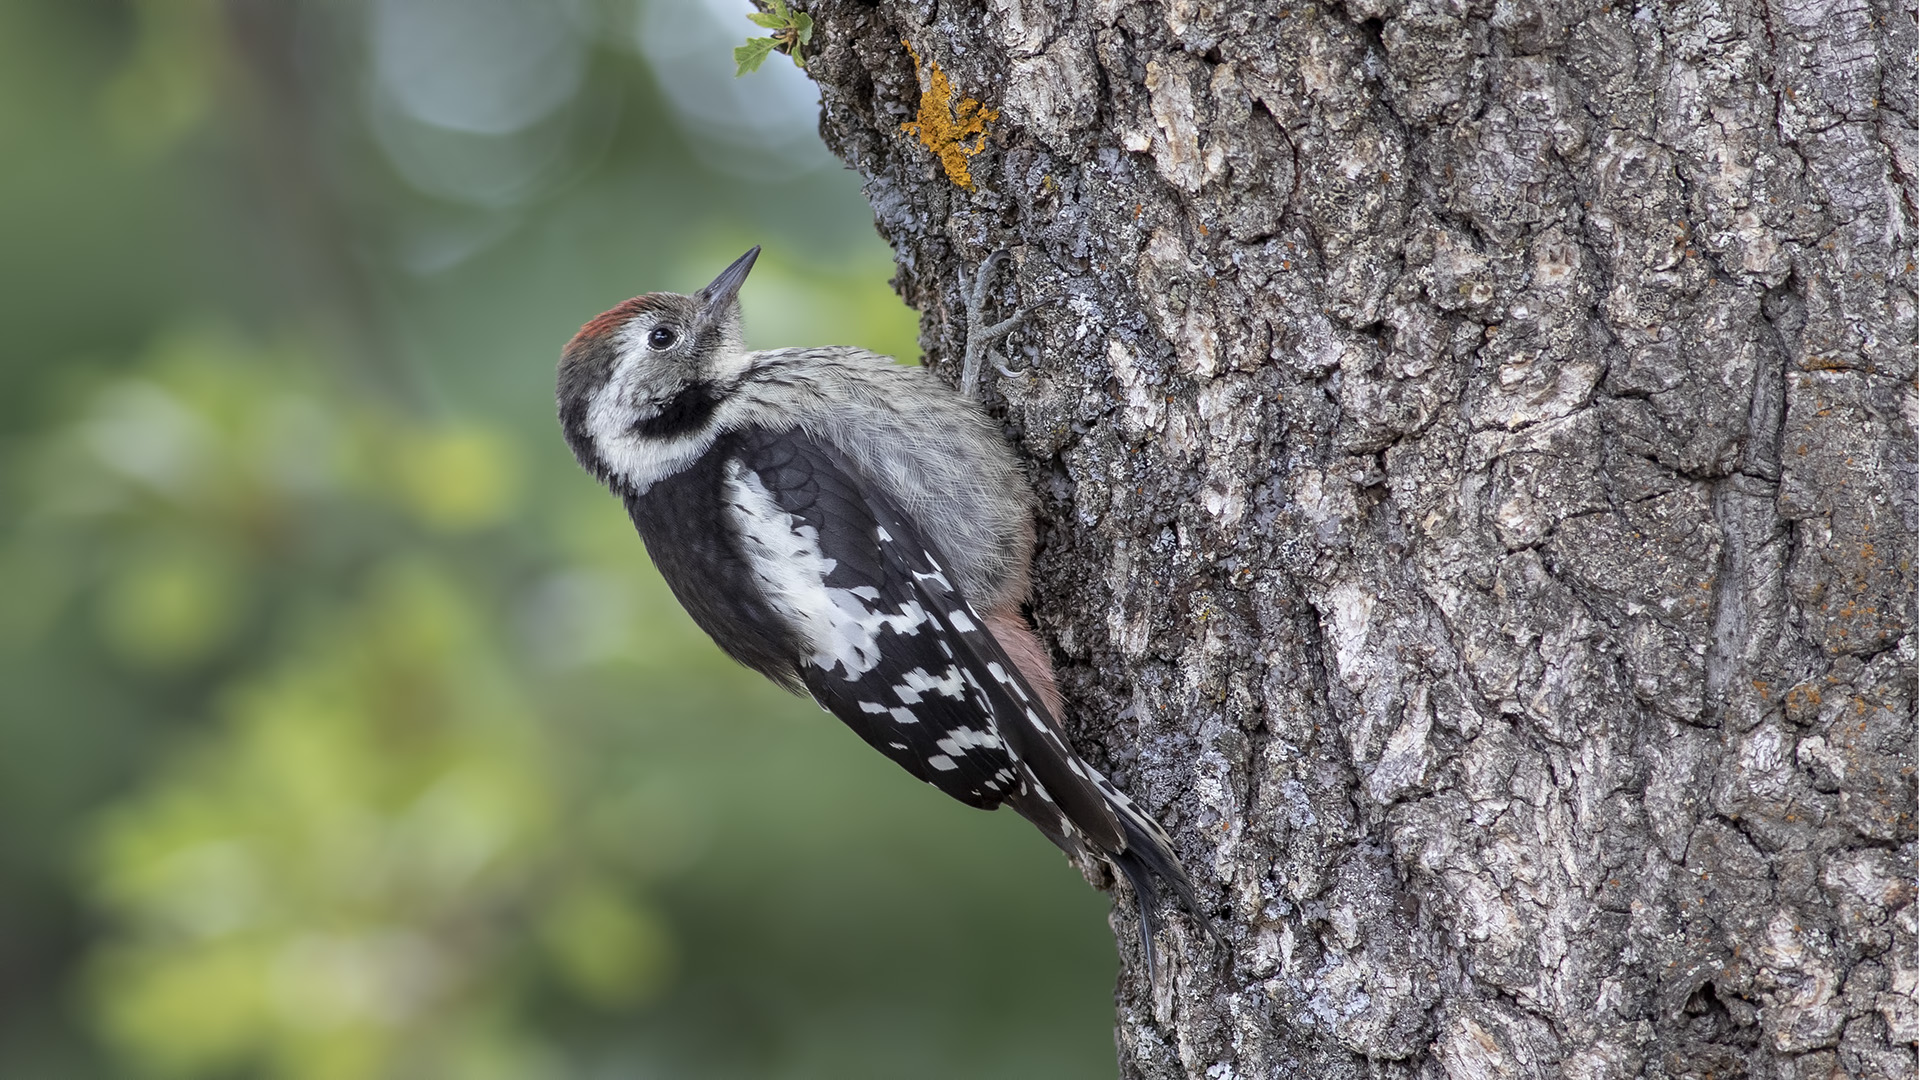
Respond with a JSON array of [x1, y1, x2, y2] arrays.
[[719, 427, 1124, 854], [639, 425, 1207, 969]]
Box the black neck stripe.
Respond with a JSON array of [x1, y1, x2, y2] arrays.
[[632, 381, 719, 439]]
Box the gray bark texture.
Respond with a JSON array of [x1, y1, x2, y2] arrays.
[[803, 0, 1918, 1075]]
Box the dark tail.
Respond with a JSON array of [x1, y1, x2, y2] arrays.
[[991, 690, 1216, 979], [1096, 773, 1217, 982], [1111, 831, 1177, 982]]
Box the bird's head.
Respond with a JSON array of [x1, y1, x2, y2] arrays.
[[557, 246, 759, 490]]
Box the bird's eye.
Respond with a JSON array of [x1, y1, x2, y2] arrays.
[[647, 326, 678, 350]]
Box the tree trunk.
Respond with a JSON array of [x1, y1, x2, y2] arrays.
[[805, 0, 1917, 1075]]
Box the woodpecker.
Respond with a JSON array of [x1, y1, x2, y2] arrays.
[[556, 247, 1204, 973]]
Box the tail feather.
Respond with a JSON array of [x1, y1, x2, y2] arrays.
[[998, 708, 1215, 977], [1111, 846, 1165, 982], [1096, 770, 1218, 982], [1111, 803, 1201, 917], [1110, 817, 1188, 982]]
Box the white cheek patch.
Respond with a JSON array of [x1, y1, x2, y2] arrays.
[[725, 462, 928, 679], [586, 346, 718, 494]]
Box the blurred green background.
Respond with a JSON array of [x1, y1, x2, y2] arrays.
[[0, 1, 1119, 1076]]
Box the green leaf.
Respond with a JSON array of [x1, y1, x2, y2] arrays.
[[793, 12, 813, 45], [746, 12, 784, 28], [733, 37, 778, 76]]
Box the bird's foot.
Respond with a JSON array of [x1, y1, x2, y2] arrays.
[[959, 250, 1031, 398]]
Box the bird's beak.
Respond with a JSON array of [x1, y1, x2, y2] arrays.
[[698, 245, 760, 318]]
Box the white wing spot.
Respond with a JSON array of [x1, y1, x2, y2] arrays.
[[949, 609, 977, 632], [927, 754, 959, 771], [984, 661, 1030, 702], [895, 666, 965, 703], [936, 726, 1001, 756], [726, 462, 928, 679]]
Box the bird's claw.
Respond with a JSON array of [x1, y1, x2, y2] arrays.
[[959, 250, 1031, 399]]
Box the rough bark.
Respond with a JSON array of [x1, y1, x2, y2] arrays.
[[804, 0, 1918, 1075]]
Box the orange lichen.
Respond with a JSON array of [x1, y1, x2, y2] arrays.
[[900, 40, 997, 190]]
